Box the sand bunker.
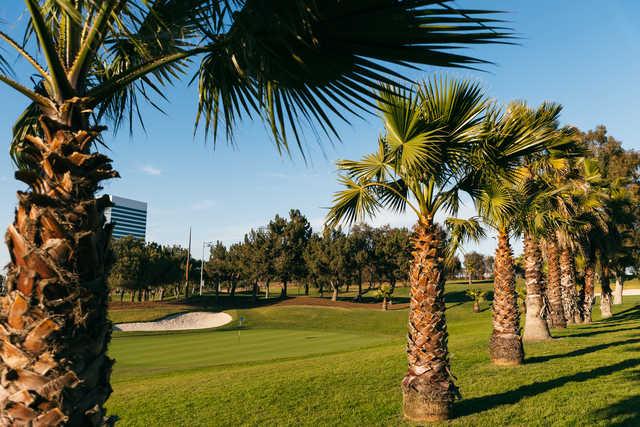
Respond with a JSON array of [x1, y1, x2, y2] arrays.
[[114, 311, 232, 332]]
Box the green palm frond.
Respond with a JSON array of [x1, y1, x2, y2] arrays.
[[337, 139, 391, 181], [476, 182, 519, 232], [444, 216, 485, 267], [379, 85, 445, 175], [325, 175, 382, 227], [3, 0, 510, 165], [194, 0, 511, 151]]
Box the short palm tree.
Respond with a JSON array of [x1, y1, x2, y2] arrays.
[[0, 2, 508, 424], [474, 102, 561, 364], [326, 77, 488, 421]]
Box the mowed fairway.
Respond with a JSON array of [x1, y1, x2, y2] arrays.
[[107, 288, 640, 426]]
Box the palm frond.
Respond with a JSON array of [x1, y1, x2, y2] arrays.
[[325, 175, 382, 227], [195, 0, 511, 151]]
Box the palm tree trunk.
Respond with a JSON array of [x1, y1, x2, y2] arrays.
[[559, 246, 580, 324], [402, 218, 457, 422], [0, 120, 117, 425], [544, 237, 567, 329], [382, 296, 388, 311], [583, 262, 595, 323], [522, 234, 551, 341], [599, 269, 613, 319], [613, 273, 623, 305], [489, 229, 524, 365], [473, 300, 480, 313]]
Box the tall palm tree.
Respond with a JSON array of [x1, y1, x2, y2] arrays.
[[543, 234, 567, 328], [0, 2, 508, 424], [519, 180, 559, 341], [595, 180, 635, 318], [474, 102, 561, 364], [571, 159, 609, 323], [516, 107, 578, 340], [326, 78, 488, 421]]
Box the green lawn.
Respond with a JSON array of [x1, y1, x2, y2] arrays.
[[107, 291, 640, 426]]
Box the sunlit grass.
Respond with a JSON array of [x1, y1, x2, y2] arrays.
[[107, 287, 640, 426]]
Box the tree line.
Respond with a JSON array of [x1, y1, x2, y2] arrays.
[[107, 212, 418, 303]]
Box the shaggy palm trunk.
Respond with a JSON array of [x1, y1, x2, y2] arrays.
[[0, 117, 117, 425], [599, 270, 613, 319], [522, 234, 551, 341], [613, 273, 623, 305], [402, 217, 457, 422], [489, 230, 524, 365], [559, 246, 580, 324], [583, 263, 595, 323], [382, 297, 388, 311], [544, 238, 566, 329]]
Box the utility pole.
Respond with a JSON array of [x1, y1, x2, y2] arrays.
[[200, 240, 213, 296], [185, 227, 191, 299]]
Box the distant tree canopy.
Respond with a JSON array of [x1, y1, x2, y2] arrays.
[[108, 237, 193, 302], [203, 211, 414, 301]]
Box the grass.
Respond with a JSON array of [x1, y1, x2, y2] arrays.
[[107, 286, 640, 426]]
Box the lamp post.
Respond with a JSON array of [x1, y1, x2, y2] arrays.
[[200, 240, 214, 296]]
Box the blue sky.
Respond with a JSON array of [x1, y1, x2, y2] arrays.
[[0, 0, 639, 265]]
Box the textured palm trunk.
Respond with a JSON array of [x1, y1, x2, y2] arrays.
[[582, 263, 595, 323], [402, 217, 457, 422], [522, 234, 551, 341], [544, 238, 566, 329], [382, 297, 388, 311], [559, 246, 580, 324], [489, 230, 523, 365], [599, 270, 613, 319], [0, 117, 117, 425], [613, 274, 623, 305]]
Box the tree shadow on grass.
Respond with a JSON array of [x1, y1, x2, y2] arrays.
[[455, 359, 640, 418], [526, 338, 640, 364], [566, 326, 640, 339], [591, 370, 640, 426], [602, 305, 640, 324]]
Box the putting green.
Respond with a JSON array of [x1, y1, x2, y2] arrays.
[[110, 328, 394, 380]]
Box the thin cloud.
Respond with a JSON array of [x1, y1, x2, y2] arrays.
[[141, 165, 162, 176], [191, 199, 216, 211]]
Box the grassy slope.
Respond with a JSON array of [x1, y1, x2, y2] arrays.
[[107, 289, 640, 426]]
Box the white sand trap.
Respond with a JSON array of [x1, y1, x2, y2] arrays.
[[114, 311, 232, 332]]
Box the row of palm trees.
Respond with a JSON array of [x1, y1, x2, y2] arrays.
[[326, 77, 634, 421]]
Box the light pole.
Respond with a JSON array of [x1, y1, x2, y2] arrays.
[[200, 240, 214, 296]]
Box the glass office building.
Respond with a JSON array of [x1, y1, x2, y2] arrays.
[[104, 195, 147, 241]]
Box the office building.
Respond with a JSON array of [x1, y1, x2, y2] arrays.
[[104, 195, 147, 241]]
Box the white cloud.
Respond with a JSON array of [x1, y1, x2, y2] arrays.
[[191, 199, 216, 211], [141, 165, 162, 176]]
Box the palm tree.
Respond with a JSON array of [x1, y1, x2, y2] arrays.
[[326, 77, 488, 421], [594, 180, 636, 318], [516, 109, 578, 340], [0, 2, 508, 424], [570, 159, 609, 323], [474, 102, 562, 364]]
